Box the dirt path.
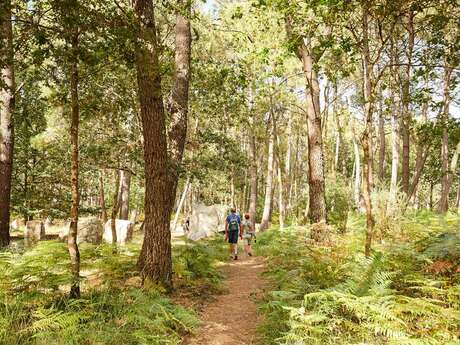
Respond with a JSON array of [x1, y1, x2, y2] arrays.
[[183, 255, 268, 345]]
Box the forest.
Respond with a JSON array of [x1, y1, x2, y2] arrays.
[[0, 0, 459, 344]]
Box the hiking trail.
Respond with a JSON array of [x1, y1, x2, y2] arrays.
[[183, 255, 268, 345]]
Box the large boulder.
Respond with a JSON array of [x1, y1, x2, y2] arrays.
[[25, 220, 45, 242], [44, 217, 53, 230], [188, 204, 228, 241], [103, 219, 134, 245], [10, 219, 18, 230], [59, 217, 103, 244]]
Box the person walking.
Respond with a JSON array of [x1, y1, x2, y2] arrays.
[[225, 207, 242, 260], [241, 213, 255, 256]]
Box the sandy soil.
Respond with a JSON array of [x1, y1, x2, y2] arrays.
[[183, 255, 268, 345]]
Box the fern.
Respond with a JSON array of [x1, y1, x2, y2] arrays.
[[0, 237, 218, 345], [256, 213, 460, 345]]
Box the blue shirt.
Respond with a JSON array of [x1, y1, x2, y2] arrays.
[[226, 213, 241, 231]]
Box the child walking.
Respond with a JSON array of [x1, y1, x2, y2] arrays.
[[242, 213, 255, 256]]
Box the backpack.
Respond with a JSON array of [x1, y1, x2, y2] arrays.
[[228, 214, 239, 231]]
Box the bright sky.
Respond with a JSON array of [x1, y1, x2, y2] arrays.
[[200, 0, 218, 15]]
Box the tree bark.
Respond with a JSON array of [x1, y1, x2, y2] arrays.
[[401, 10, 415, 196], [439, 140, 460, 213], [429, 182, 434, 210], [299, 40, 327, 223], [134, 0, 172, 287], [285, 115, 292, 211], [166, 0, 192, 213], [68, 16, 81, 298], [361, 2, 375, 257], [456, 182, 460, 213], [407, 146, 428, 203], [248, 122, 258, 224], [276, 136, 285, 230], [352, 125, 361, 208], [172, 177, 189, 232], [99, 171, 108, 224], [241, 171, 248, 212], [289, 135, 300, 211], [118, 170, 131, 220], [389, 39, 400, 204], [389, 102, 400, 204], [407, 81, 430, 206], [111, 170, 120, 245], [259, 122, 275, 231], [332, 85, 341, 179], [0, 0, 14, 247], [438, 65, 453, 213], [230, 175, 236, 208], [378, 98, 385, 182]]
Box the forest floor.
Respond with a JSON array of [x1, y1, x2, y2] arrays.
[[182, 254, 268, 345]]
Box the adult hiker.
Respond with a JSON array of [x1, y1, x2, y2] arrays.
[[242, 213, 256, 256], [225, 207, 242, 260]]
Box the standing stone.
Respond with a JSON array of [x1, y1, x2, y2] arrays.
[[103, 219, 134, 244], [59, 217, 103, 244], [44, 216, 53, 230], [10, 219, 18, 230], [25, 220, 45, 242], [188, 204, 227, 240]]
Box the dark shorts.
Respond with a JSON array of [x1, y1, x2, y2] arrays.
[[228, 230, 239, 244]]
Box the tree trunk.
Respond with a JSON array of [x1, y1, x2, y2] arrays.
[[130, 209, 138, 224], [134, 0, 172, 288], [230, 175, 236, 208], [299, 40, 327, 224], [0, 0, 14, 247], [378, 99, 385, 182], [276, 137, 285, 230], [289, 135, 299, 211], [99, 171, 108, 224], [166, 0, 192, 213], [439, 141, 460, 212], [118, 170, 131, 220], [401, 10, 415, 196], [241, 171, 248, 212], [111, 170, 120, 245], [352, 126, 361, 208], [407, 83, 430, 206], [361, 2, 375, 257], [456, 182, 460, 213], [389, 39, 401, 204], [172, 177, 190, 232], [277, 161, 285, 229], [249, 126, 258, 223], [438, 65, 453, 213], [389, 101, 400, 204], [407, 146, 428, 203], [285, 115, 292, 211], [429, 182, 434, 210], [259, 123, 275, 231], [333, 90, 342, 179], [68, 19, 81, 298]]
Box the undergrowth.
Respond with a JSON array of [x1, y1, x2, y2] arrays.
[[0, 235, 225, 345], [256, 212, 460, 345]]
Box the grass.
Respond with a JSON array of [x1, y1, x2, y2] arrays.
[[0, 232, 227, 345], [255, 211, 460, 345]]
